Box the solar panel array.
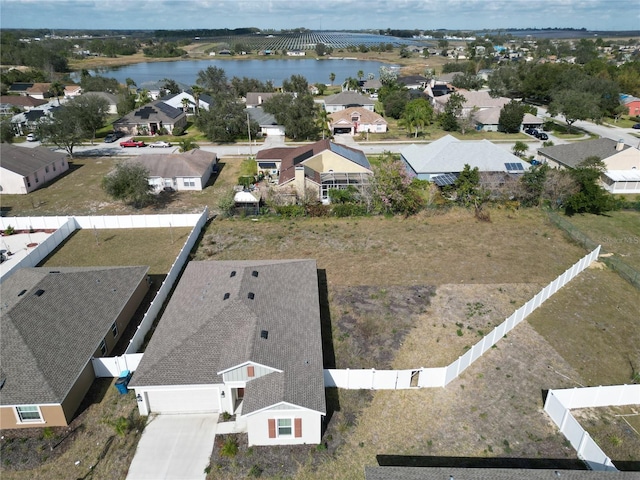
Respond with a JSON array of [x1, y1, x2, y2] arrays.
[[432, 173, 458, 186], [134, 106, 156, 120], [505, 162, 525, 171], [155, 102, 183, 119]]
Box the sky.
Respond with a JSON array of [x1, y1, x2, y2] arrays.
[[0, 0, 638, 32]]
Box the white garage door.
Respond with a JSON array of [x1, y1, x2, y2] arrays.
[[147, 388, 220, 414]]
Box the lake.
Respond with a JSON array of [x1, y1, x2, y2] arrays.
[[81, 58, 397, 87]]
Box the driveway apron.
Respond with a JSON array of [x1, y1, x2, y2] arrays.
[[126, 414, 217, 480]]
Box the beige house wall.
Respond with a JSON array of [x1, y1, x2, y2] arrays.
[[0, 404, 67, 429], [604, 148, 640, 170], [303, 151, 371, 174]]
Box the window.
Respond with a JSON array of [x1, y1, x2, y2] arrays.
[[99, 339, 107, 355], [53, 163, 56, 171], [35, 174, 39, 183], [277, 418, 292, 436], [45, 166, 49, 173], [184, 178, 195, 187], [111, 322, 118, 338], [16, 405, 42, 423]]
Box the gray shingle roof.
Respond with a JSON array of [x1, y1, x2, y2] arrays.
[[129, 260, 326, 414], [324, 91, 375, 107], [1, 144, 68, 177], [365, 467, 637, 479], [128, 149, 217, 178], [246, 107, 279, 126], [538, 138, 630, 168], [0, 266, 149, 406]]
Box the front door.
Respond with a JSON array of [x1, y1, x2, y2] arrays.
[[236, 388, 244, 400]]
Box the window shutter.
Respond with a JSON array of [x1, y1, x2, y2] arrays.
[[247, 365, 255, 377], [294, 418, 302, 438], [268, 419, 276, 438]]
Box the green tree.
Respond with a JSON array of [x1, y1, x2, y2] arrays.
[[1, 120, 14, 143], [315, 43, 326, 56], [37, 108, 85, 156], [499, 100, 525, 133], [372, 152, 424, 215], [161, 78, 181, 95], [191, 85, 204, 117], [263, 92, 319, 140], [69, 94, 110, 143], [117, 92, 136, 116], [101, 162, 153, 208], [48, 81, 65, 105], [400, 98, 433, 137], [564, 157, 617, 215], [329, 72, 336, 86], [282, 74, 309, 95], [548, 89, 600, 133], [196, 92, 254, 142], [440, 92, 465, 131], [196, 66, 230, 96], [357, 70, 364, 82], [382, 89, 410, 120], [512, 140, 529, 157], [177, 138, 199, 152], [520, 163, 549, 207]]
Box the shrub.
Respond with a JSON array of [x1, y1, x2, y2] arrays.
[[332, 203, 368, 217], [113, 416, 131, 436], [306, 203, 330, 217], [221, 411, 232, 421], [248, 464, 263, 477], [172, 126, 184, 136], [4, 225, 15, 235], [275, 204, 306, 217], [220, 437, 239, 457]]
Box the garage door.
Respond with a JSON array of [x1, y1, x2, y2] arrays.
[[147, 388, 220, 414]]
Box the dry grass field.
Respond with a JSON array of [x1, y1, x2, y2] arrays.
[[1, 149, 638, 478]]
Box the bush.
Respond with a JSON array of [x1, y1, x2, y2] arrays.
[[113, 416, 131, 436], [275, 205, 306, 217], [172, 126, 184, 136], [248, 465, 263, 477], [332, 203, 368, 217], [220, 437, 239, 457], [3, 225, 15, 235], [306, 203, 331, 217]]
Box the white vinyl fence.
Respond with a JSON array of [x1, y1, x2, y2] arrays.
[[92, 353, 144, 377], [324, 246, 601, 389], [544, 385, 640, 471], [125, 209, 209, 353]]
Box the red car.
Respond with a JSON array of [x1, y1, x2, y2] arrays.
[[120, 139, 146, 148]]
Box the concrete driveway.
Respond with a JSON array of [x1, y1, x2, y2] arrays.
[[126, 414, 217, 480]]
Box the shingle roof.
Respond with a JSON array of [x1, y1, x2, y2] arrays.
[[365, 467, 636, 479], [246, 107, 279, 126], [538, 138, 630, 168], [0, 95, 47, 108], [401, 135, 529, 175], [246, 92, 278, 107], [0, 266, 149, 406], [0, 144, 68, 177], [258, 139, 371, 185], [82, 91, 119, 105], [129, 260, 326, 415], [128, 149, 217, 179], [324, 91, 375, 107], [329, 107, 388, 127], [114, 99, 186, 126], [434, 90, 510, 110]]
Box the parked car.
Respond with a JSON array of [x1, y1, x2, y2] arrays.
[[536, 132, 549, 140], [525, 128, 538, 136], [26, 133, 37, 142], [149, 141, 172, 148], [632, 123, 640, 130], [104, 133, 118, 143], [120, 139, 146, 148]]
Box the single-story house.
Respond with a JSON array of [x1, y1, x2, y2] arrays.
[[256, 147, 290, 177], [81, 91, 119, 114], [129, 259, 326, 447], [0, 95, 47, 112], [401, 135, 530, 184], [7, 83, 33, 95], [63, 85, 82, 99], [328, 107, 388, 135], [9, 102, 60, 136], [113, 99, 187, 136], [245, 92, 278, 108], [260, 139, 373, 202], [322, 92, 375, 113], [0, 266, 150, 428], [246, 107, 285, 137], [474, 110, 543, 132], [397, 75, 429, 90], [424, 83, 454, 100], [161, 90, 214, 114], [128, 149, 218, 192], [286, 50, 305, 56], [433, 90, 510, 116], [0, 144, 69, 194], [620, 94, 640, 116], [361, 79, 382, 94], [538, 138, 640, 194], [25, 83, 52, 100], [137, 81, 190, 100]]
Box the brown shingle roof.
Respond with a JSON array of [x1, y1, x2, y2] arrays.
[[0, 95, 48, 108], [129, 149, 217, 178], [329, 107, 388, 127]]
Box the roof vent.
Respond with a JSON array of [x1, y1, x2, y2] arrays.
[[18, 289, 27, 297], [248, 292, 255, 300], [260, 330, 268, 339], [251, 270, 258, 277], [223, 293, 230, 300], [230, 271, 236, 277], [34, 289, 45, 297]]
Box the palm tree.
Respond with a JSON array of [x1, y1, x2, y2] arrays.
[[177, 138, 199, 152], [190, 85, 203, 117], [357, 70, 364, 82], [49, 81, 65, 105], [329, 72, 336, 86], [316, 105, 331, 140], [181, 97, 191, 114]]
